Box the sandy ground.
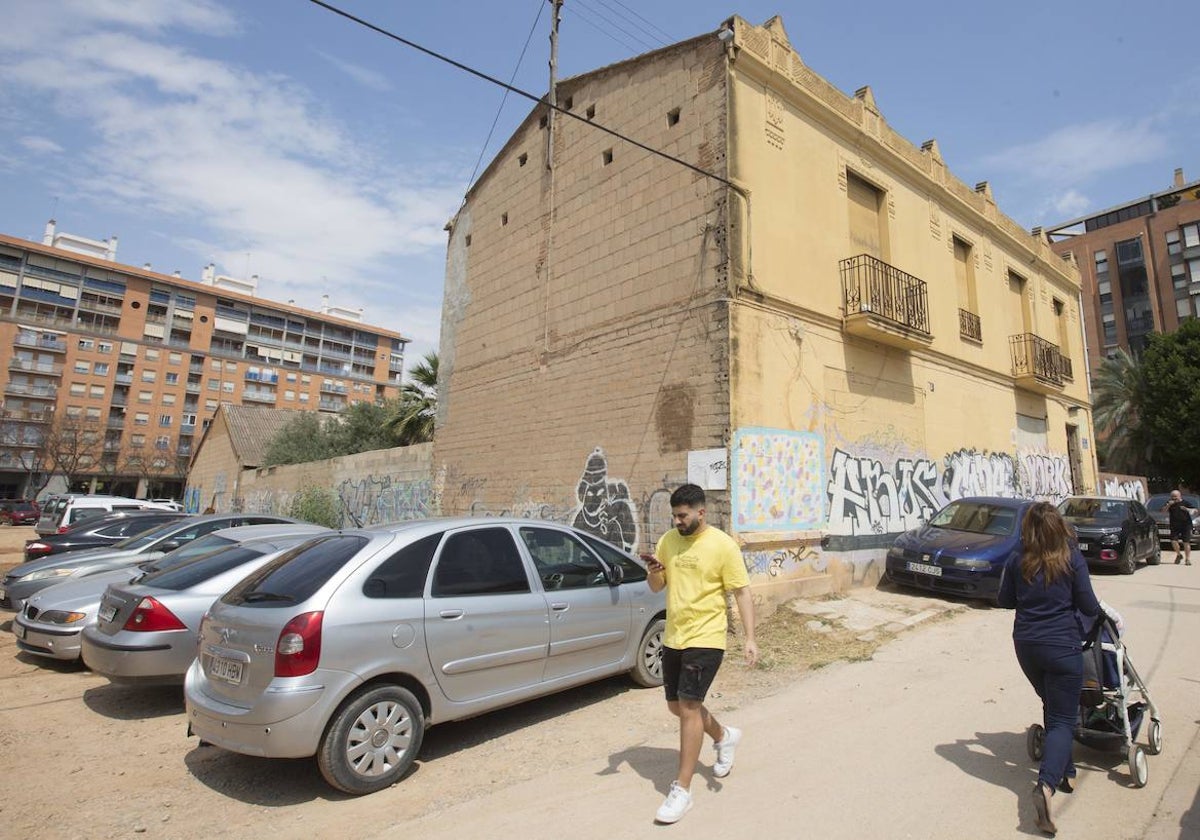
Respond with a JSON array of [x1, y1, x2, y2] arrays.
[[0, 524, 936, 840]]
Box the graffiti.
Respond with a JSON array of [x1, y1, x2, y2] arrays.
[[469, 499, 564, 521], [742, 544, 823, 578], [826, 447, 1073, 537], [570, 447, 638, 552], [1100, 474, 1147, 502], [336, 476, 431, 526], [183, 486, 203, 514], [731, 428, 824, 531]]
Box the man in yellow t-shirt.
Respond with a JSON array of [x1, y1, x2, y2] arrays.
[[643, 484, 757, 824]]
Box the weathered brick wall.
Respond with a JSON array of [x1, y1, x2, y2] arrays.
[[435, 37, 732, 553]]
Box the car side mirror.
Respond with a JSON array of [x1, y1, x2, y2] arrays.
[[607, 564, 625, 586], [160, 540, 181, 552]]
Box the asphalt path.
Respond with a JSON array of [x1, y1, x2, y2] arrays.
[[372, 562, 1200, 839]]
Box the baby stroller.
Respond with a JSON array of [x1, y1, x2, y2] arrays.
[[1026, 614, 1162, 788]]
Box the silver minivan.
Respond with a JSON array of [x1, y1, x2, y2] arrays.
[[184, 518, 666, 795]]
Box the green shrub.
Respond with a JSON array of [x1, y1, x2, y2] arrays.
[[288, 484, 341, 528]]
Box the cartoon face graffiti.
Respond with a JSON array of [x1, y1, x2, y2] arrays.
[[570, 447, 638, 552]]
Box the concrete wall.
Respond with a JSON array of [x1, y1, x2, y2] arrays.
[[1097, 472, 1149, 502]]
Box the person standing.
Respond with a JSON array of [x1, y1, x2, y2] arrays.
[[642, 484, 757, 825], [1166, 490, 1196, 565], [998, 501, 1121, 836]]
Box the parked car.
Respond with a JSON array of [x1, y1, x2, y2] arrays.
[[15, 524, 329, 662], [1058, 495, 1158, 574], [1145, 492, 1200, 548], [82, 526, 331, 681], [1, 513, 300, 613], [185, 518, 666, 795], [23, 510, 188, 562], [34, 494, 175, 537], [149, 498, 185, 512], [0, 500, 41, 526], [883, 496, 1037, 603]]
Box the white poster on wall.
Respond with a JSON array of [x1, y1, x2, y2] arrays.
[[688, 448, 728, 490]]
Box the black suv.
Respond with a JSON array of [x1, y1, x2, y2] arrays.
[[23, 510, 188, 561]]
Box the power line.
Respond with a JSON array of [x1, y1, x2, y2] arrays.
[[572, 0, 665, 51], [306, 0, 735, 190], [599, 0, 676, 44], [462, 0, 546, 198], [566, 4, 645, 56]]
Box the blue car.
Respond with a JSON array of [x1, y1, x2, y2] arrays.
[[884, 496, 1037, 604]]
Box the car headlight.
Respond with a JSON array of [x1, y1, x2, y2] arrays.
[[1100, 533, 1121, 545], [21, 568, 74, 583], [37, 610, 87, 625], [953, 558, 993, 570], [886, 547, 904, 560]]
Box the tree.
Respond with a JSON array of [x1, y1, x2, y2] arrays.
[[1139, 320, 1200, 486], [262, 413, 333, 466], [384, 351, 438, 445], [40, 413, 105, 491], [1092, 348, 1151, 475], [0, 411, 51, 497], [324, 401, 401, 455]]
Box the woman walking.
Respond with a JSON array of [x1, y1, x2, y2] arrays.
[[998, 502, 1121, 836]]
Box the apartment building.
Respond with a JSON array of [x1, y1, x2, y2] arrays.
[[1046, 168, 1200, 374], [432, 15, 1098, 595], [0, 226, 408, 499]]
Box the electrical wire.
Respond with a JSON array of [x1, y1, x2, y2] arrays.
[[306, 0, 735, 190], [572, 0, 664, 52], [461, 0, 545, 199], [566, 4, 646, 56], [592, 0, 673, 45]]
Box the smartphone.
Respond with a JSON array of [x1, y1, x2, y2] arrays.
[[640, 553, 664, 571]]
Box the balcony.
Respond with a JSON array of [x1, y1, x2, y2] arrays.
[[107, 416, 126, 429], [241, 389, 277, 404], [13, 334, 68, 353], [8, 358, 64, 376], [958, 309, 982, 343], [319, 382, 348, 394], [319, 399, 346, 412], [186, 382, 202, 393], [840, 254, 933, 350], [4, 383, 57, 399], [1010, 334, 1065, 393], [0, 408, 52, 423]]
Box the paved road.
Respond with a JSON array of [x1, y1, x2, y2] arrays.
[[371, 562, 1200, 839]]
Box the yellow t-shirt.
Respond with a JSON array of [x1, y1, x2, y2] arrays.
[[656, 525, 749, 650]]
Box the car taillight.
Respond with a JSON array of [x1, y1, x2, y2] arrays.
[[123, 597, 187, 632], [275, 611, 323, 678], [25, 542, 51, 556], [57, 525, 70, 534]]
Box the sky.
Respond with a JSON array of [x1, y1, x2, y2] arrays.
[[0, 0, 1195, 367]]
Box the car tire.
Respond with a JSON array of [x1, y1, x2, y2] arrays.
[[629, 617, 665, 687], [317, 684, 425, 795], [1119, 543, 1136, 575], [1146, 542, 1161, 565]]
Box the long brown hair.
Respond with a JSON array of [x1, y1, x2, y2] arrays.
[[1020, 501, 1074, 585]]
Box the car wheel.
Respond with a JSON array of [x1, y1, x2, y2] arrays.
[[317, 684, 425, 795], [1119, 543, 1136, 575], [629, 617, 665, 687], [1146, 541, 1161, 565]]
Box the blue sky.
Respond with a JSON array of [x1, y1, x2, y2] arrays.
[[1, 0, 1195, 365]]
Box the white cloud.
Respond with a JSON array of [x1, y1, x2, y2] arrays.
[[18, 136, 64, 154], [316, 51, 393, 92], [982, 119, 1168, 185], [1033, 188, 1092, 223]]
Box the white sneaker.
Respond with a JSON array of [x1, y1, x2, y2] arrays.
[[713, 726, 742, 778], [655, 781, 693, 824]]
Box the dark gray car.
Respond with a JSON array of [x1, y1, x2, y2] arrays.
[[185, 518, 666, 795], [1, 514, 299, 613]]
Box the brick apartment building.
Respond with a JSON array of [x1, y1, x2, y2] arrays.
[[0, 224, 408, 501], [432, 15, 1099, 597], [1045, 168, 1200, 375]]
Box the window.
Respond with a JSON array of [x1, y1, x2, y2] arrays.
[[138, 390, 153, 403], [65, 405, 83, 418], [155, 435, 171, 450], [225, 536, 369, 607], [205, 400, 218, 411], [301, 374, 311, 384], [1177, 298, 1190, 318], [131, 433, 146, 447], [286, 373, 297, 383], [1172, 263, 1187, 288], [78, 339, 95, 351], [74, 361, 90, 374], [363, 533, 443, 598], [144, 348, 160, 362], [1166, 231, 1182, 256], [69, 382, 86, 396], [98, 341, 112, 354], [209, 359, 221, 371], [1098, 277, 1113, 304], [1184, 223, 1200, 249], [1094, 250, 1108, 270], [181, 413, 196, 426], [225, 361, 237, 372], [168, 352, 182, 365], [89, 385, 104, 398], [208, 380, 219, 391], [284, 390, 295, 401], [94, 362, 109, 376], [221, 381, 234, 393], [520, 527, 607, 590], [299, 392, 309, 402], [159, 414, 172, 426], [847, 170, 889, 259], [432, 528, 529, 596], [953, 235, 977, 315], [141, 370, 156, 382], [162, 393, 176, 406], [134, 412, 149, 425], [1190, 259, 1200, 285], [1102, 313, 1117, 343], [165, 372, 179, 385], [85, 407, 101, 419]]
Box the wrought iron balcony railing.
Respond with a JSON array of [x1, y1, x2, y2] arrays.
[[840, 254, 931, 336], [1009, 334, 1064, 386], [958, 309, 982, 342]]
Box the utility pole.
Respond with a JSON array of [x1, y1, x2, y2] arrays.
[[546, 0, 562, 170]]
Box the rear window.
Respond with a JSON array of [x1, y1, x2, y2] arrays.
[[224, 535, 368, 607], [363, 533, 443, 598], [68, 507, 111, 525], [930, 500, 1019, 536], [143, 535, 238, 573], [140, 546, 268, 591]]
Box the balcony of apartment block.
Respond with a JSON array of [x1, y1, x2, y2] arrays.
[[1009, 334, 1065, 394], [13, 334, 68, 353], [318, 399, 346, 412], [3, 383, 58, 400], [840, 254, 933, 351], [0, 408, 53, 423], [8, 358, 64, 376], [107, 415, 127, 430], [958, 309, 983, 343], [185, 379, 202, 394], [241, 389, 277, 404], [319, 381, 348, 394], [179, 423, 196, 437], [110, 393, 129, 407], [245, 370, 279, 384], [115, 372, 134, 385], [78, 297, 123, 317], [168, 333, 193, 349]]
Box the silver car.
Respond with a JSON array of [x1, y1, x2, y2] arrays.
[[13, 524, 326, 661], [82, 526, 331, 683], [184, 518, 666, 795]]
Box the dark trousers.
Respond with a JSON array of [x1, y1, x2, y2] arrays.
[[1014, 641, 1081, 790]]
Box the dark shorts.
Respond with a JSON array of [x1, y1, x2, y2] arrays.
[[662, 646, 724, 702], [1171, 523, 1193, 541]]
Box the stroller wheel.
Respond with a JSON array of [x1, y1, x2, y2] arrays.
[[1147, 719, 1163, 755], [1026, 724, 1045, 761], [1128, 744, 1148, 787]]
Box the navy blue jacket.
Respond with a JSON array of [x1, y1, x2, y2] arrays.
[[997, 547, 1101, 649]]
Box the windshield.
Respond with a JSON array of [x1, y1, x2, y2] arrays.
[[140, 545, 268, 590], [1146, 494, 1200, 512], [929, 501, 1019, 536], [139, 534, 238, 573], [1059, 498, 1127, 520], [111, 519, 191, 550]]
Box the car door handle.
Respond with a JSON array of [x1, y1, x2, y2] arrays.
[[550, 602, 569, 612], [439, 609, 464, 619]]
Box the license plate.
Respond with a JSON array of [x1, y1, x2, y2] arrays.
[[14, 623, 25, 640], [0, 587, 5, 600], [1078, 543, 1089, 552], [906, 561, 942, 577], [207, 654, 243, 685], [98, 604, 117, 623]]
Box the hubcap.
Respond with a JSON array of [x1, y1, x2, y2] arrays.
[[346, 700, 413, 778]]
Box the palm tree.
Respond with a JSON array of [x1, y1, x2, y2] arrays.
[[1092, 348, 1149, 474], [384, 351, 438, 445]]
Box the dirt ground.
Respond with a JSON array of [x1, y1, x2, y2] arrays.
[[0, 525, 896, 840]]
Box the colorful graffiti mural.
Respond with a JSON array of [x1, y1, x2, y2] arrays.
[[570, 447, 638, 552], [731, 428, 824, 531]]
